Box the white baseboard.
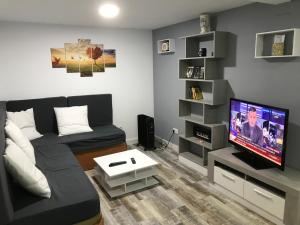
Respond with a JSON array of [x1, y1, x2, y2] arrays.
[[126, 137, 138, 145], [155, 136, 179, 153]]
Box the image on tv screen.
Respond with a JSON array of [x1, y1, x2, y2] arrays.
[[229, 100, 287, 166]]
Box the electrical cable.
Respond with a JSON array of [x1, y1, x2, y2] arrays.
[[156, 130, 175, 151]]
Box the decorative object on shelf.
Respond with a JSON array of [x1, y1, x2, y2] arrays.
[[193, 66, 204, 79], [272, 34, 285, 56], [190, 86, 203, 100], [162, 42, 169, 52], [193, 125, 211, 143], [193, 66, 200, 79], [51, 38, 116, 77], [157, 39, 175, 54], [198, 48, 207, 57], [186, 66, 194, 78], [200, 67, 205, 79], [200, 14, 211, 34]]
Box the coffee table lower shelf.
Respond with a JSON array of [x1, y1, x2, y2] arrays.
[[95, 167, 159, 198]]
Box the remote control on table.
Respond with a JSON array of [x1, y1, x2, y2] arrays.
[[109, 161, 127, 167], [131, 158, 136, 164]]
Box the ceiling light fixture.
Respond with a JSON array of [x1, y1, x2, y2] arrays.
[[98, 3, 120, 18]]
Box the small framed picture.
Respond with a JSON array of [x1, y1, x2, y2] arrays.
[[161, 41, 170, 52], [272, 34, 285, 56], [186, 66, 194, 78], [158, 39, 175, 54], [193, 66, 200, 79]]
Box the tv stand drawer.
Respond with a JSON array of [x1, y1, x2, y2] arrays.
[[244, 181, 285, 220], [214, 166, 244, 197]]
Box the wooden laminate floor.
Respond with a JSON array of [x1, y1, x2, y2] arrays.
[[86, 146, 274, 225]]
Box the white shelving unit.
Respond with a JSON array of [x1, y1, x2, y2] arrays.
[[178, 31, 228, 176], [255, 28, 300, 58]]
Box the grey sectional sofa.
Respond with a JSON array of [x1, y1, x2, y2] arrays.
[[0, 94, 126, 225]]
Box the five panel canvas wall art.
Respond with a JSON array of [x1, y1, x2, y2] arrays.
[[51, 39, 116, 77]]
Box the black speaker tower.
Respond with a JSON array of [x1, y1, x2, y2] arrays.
[[138, 114, 155, 150]]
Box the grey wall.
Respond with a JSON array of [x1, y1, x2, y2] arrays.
[[153, 1, 300, 170]]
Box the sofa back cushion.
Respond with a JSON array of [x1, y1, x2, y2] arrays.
[[67, 94, 113, 127], [0, 102, 14, 225], [6, 97, 67, 134]]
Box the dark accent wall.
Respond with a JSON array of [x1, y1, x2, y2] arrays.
[[153, 1, 300, 170]]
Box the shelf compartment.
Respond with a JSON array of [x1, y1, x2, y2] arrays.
[[180, 134, 213, 150], [179, 99, 223, 124], [179, 152, 205, 167], [179, 58, 220, 80], [255, 28, 300, 58], [203, 104, 222, 124], [185, 120, 226, 150], [179, 115, 224, 128], [181, 31, 228, 58], [179, 137, 208, 175], [184, 80, 227, 105], [179, 98, 213, 105], [179, 137, 207, 165], [179, 99, 204, 121], [179, 115, 204, 125]]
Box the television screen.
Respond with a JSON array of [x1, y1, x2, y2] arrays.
[[229, 99, 289, 168]]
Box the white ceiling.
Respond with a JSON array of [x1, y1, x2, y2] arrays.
[[0, 0, 291, 30]]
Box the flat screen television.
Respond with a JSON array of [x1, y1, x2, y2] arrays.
[[229, 98, 289, 170]]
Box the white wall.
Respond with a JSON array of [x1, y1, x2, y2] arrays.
[[0, 21, 154, 142]]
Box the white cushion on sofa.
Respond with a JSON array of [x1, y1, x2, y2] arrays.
[[54, 105, 93, 136], [4, 139, 51, 198], [7, 108, 42, 140], [5, 120, 36, 164]]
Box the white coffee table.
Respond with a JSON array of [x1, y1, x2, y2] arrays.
[[94, 149, 159, 198]]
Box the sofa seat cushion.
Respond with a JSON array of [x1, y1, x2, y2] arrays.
[[60, 125, 126, 153], [32, 125, 126, 153], [31, 133, 60, 148], [35, 144, 79, 171], [10, 144, 100, 225]]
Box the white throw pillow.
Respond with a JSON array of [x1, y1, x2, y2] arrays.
[[54, 105, 93, 136], [7, 108, 42, 140], [4, 139, 51, 198], [5, 120, 36, 164]]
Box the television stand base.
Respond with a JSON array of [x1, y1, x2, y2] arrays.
[[232, 151, 275, 170], [208, 147, 300, 225]]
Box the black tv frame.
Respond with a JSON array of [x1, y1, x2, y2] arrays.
[[228, 98, 289, 171]]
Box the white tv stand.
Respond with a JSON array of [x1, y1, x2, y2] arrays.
[[208, 147, 300, 225]]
